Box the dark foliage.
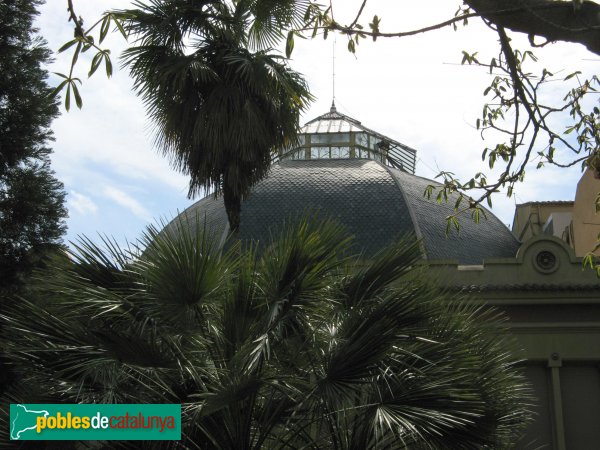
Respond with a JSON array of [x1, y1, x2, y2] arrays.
[[0, 0, 67, 291], [120, 0, 313, 231], [0, 218, 531, 448]]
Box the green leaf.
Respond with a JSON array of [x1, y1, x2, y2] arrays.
[[369, 16, 380, 41], [104, 53, 113, 78], [488, 155, 495, 169], [72, 41, 82, 67], [89, 52, 103, 77], [564, 71, 582, 81], [347, 39, 355, 53], [451, 215, 460, 232], [303, 6, 311, 22], [454, 194, 463, 210], [461, 51, 478, 65], [65, 83, 71, 111], [423, 185, 434, 199], [311, 21, 319, 38], [113, 17, 128, 40], [285, 31, 294, 58], [71, 82, 83, 109], [445, 215, 460, 235], [49, 79, 69, 99], [82, 36, 94, 53], [58, 39, 79, 53], [100, 16, 110, 44]]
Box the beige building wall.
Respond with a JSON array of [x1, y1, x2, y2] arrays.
[[512, 202, 574, 242], [572, 169, 600, 257]]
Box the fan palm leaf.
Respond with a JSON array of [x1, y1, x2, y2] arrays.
[[118, 0, 313, 231], [0, 217, 530, 448]]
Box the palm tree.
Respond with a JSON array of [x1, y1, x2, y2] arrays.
[[0, 218, 530, 448], [119, 0, 313, 231]]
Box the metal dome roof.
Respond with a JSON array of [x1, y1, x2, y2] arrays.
[[167, 159, 520, 264]]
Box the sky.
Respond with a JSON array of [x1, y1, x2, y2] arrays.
[[35, 0, 599, 248]]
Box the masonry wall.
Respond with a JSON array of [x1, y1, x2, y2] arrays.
[[428, 235, 600, 449]]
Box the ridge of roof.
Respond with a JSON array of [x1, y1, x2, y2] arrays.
[[516, 200, 574, 207], [304, 109, 362, 126], [378, 161, 427, 258], [456, 283, 600, 292]]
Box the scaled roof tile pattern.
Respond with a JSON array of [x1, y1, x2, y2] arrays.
[[168, 160, 520, 264], [388, 168, 520, 263], [238, 159, 414, 257]]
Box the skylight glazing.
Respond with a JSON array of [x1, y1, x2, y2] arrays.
[[279, 103, 417, 173]]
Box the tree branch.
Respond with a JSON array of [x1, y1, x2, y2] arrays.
[[310, 12, 482, 38], [465, 0, 600, 55], [348, 0, 368, 29], [66, 0, 84, 38]]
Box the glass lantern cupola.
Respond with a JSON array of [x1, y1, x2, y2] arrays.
[[279, 102, 417, 173]]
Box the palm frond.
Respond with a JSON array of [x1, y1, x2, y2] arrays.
[[1, 217, 531, 448]]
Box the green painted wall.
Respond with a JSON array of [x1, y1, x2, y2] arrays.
[[428, 235, 600, 449]]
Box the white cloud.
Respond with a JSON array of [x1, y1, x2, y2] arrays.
[[103, 186, 152, 222], [68, 190, 98, 215]]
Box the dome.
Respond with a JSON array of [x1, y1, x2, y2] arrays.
[[164, 107, 520, 264], [168, 158, 520, 264]]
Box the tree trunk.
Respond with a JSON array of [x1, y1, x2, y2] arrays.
[[465, 0, 600, 55], [222, 177, 241, 233]]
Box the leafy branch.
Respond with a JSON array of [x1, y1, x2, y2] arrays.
[[49, 1, 129, 110], [419, 23, 599, 272], [287, 4, 478, 56], [425, 36, 598, 220]]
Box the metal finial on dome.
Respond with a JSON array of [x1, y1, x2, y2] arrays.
[[332, 37, 336, 113]]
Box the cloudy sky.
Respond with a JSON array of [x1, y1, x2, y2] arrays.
[[35, 0, 598, 247]]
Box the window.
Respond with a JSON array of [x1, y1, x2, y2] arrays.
[[331, 146, 349, 158], [311, 147, 329, 159], [356, 133, 368, 147]]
